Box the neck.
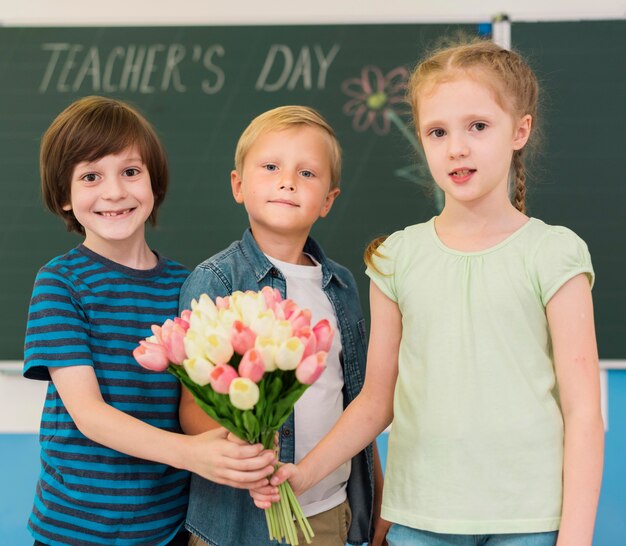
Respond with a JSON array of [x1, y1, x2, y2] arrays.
[[250, 228, 312, 265], [438, 186, 525, 231], [82, 237, 157, 270]]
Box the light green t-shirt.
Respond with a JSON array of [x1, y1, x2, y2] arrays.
[[366, 217, 594, 535]]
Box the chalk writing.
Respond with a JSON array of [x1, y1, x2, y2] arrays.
[[39, 43, 226, 94], [255, 44, 340, 91]]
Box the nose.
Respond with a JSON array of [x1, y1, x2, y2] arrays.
[[447, 132, 469, 159], [102, 177, 128, 200], [278, 172, 296, 192]]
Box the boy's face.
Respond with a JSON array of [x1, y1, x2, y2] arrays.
[[63, 146, 154, 255], [231, 126, 340, 244]]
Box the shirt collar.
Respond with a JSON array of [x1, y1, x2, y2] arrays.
[[240, 228, 347, 289]]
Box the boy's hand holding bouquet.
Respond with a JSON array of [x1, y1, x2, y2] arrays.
[[134, 286, 333, 545]]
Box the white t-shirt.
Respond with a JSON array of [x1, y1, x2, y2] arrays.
[[266, 253, 351, 517]]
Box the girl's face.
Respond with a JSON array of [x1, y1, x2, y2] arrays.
[[417, 76, 531, 210], [63, 146, 154, 255]]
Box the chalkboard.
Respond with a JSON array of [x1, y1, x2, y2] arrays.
[[0, 22, 624, 361]]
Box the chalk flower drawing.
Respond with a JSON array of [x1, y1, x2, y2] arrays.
[[342, 66, 409, 135], [341, 65, 443, 211]]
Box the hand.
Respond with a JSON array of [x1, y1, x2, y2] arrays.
[[370, 515, 391, 546], [249, 462, 308, 509], [187, 427, 276, 489]]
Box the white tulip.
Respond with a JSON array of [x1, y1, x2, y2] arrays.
[[229, 377, 260, 410], [249, 309, 276, 338], [275, 337, 305, 371], [272, 320, 293, 344], [183, 357, 214, 386], [255, 336, 278, 371]]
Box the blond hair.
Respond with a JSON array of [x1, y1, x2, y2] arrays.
[[234, 105, 342, 190]]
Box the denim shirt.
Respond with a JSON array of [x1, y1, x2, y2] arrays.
[[180, 229, 374, 546]]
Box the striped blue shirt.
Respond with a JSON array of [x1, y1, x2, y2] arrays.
[[24, 245, 190, 546]]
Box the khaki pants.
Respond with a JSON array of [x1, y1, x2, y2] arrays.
[[189, 499, 352, 546]]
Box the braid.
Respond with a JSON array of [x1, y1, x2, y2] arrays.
[[512, 150, 527, 214]]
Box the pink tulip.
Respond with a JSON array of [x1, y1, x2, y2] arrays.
[[153, 319, 187, 365], [175, 310, 191, 331], [289, 308, 312, 331], [230, 320, 257, 355], [295, 326, 316, 359], [312, 319, 334, 353], [216, 295, 230, 310], [296, 351, 327, 385], [275, 299, 298, 321], [238, 348, 265, 383], [133, 340, 169, 372], [210, 364, 239, 394], [261, 286, 283, 310]]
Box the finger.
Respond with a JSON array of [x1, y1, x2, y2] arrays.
[[223, 476, 273, 490], [249, 484, 279, 501], [221, 452, 275, 472], [254, 499, 272, 510], [269, 465, 291, 485], [222, 441, 266, 459], [226, 431, 248, 445], [249, 489, 280, 504], [219, 465, 277, 485]]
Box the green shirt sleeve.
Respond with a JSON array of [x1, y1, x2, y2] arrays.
[[533, 226, 595, 306]]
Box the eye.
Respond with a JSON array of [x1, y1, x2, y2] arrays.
[[81, 173, 99, 183], [471, 122, 488, 132], [263, 163, 278, 172], [429, 128, 446, 138], [123, 167, 141, 177], [300, 170, 314, 178]]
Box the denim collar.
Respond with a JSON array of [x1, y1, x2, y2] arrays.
[[240, 228, 347, 290]]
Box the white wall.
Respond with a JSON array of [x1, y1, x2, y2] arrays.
[[0, 0, 624, 26]]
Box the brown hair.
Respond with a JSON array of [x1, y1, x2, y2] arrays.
[[365, 39, 539, 270], [40, 96, 168, 234], [234, 105, 342, 190]]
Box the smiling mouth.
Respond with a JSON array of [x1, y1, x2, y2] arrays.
[[96, 208, 134, 217]]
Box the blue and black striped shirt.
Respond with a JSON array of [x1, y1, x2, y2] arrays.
[[24, 245, 190, 546]]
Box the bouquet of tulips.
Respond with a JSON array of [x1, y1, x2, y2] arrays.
[[133, 287, 332, 545]]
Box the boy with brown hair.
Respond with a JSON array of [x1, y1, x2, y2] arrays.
[[24, 96, 275, 546]]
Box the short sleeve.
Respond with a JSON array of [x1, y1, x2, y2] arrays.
[[533, 226, 594, 306], [365, 230, 404, 302], [23, 267, 92, 381]]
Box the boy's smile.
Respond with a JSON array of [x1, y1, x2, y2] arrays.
[[231, 125, 340, 256], [63, 146, 155, 258]]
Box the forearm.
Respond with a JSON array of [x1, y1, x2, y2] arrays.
[[179, 387, 221, 435], [557, 411, 604, 546], [299, 387, 392, 491], [72, 397, 192, 469]]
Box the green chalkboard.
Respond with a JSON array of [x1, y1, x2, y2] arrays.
[[0, 22, 624, 361]]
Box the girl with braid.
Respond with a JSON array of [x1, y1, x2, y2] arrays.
[[252, 40, 604, 546]]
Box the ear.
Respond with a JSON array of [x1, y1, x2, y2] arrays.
[[512, 114, 532, 151], [62, 203, 72, 211], [319, 188, 341, 218], [230, 170, 245, 204]]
